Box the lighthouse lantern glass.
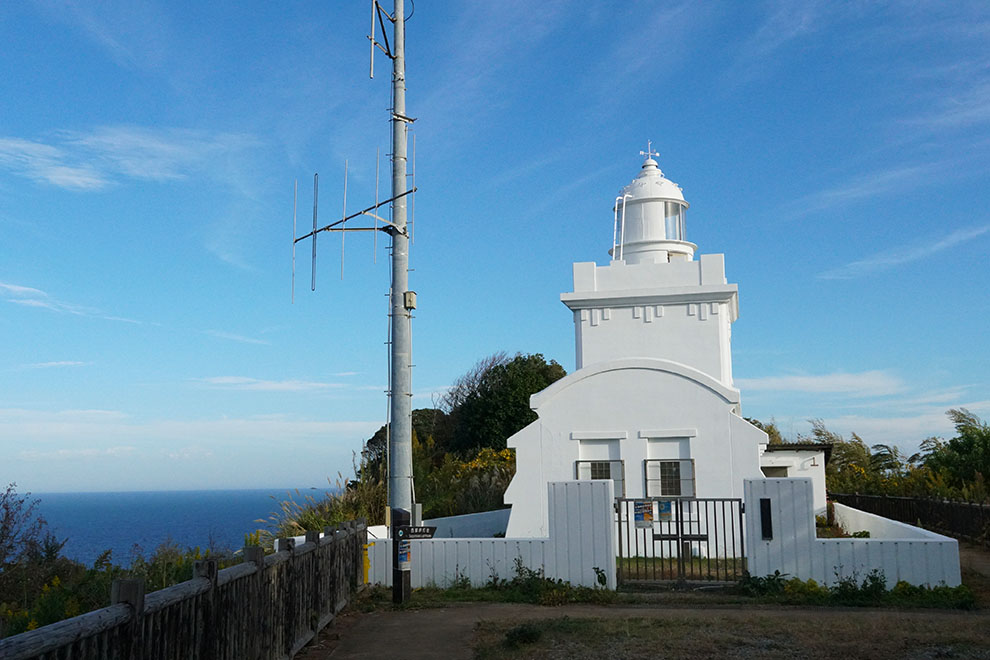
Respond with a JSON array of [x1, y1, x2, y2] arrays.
[[664, 201, 687, 241]]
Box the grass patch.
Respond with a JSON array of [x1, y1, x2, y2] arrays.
[[617, 555, 745, 581], [473, 612, 990, 659]]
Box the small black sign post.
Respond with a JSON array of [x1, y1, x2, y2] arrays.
[[402, 525, 437, 540], [391, 508, 411, 604]]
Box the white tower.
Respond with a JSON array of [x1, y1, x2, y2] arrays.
[[502, 148, 766, 538], [562, 151, 739, 389]]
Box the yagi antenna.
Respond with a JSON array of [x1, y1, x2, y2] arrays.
[[341, 160, 348, 280], [291, 179, 297, 304], [409, 132, 416, 245], [311, 173, 318, 291], [374, 148, 380, 262], [368, 0, 393, 79], [290, 161, 417, 297]]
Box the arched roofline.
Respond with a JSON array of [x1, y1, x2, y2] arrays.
[[530, 357, 740, 409]]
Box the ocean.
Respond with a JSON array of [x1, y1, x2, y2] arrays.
[[34, 488, 329, 567]]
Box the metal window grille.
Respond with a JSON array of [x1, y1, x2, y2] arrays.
[[575, 460, 625, 498], [644, 459, 696, 498]]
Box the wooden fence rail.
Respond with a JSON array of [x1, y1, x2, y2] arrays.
[[829, 493, 990, 548], [0, 520, 367, 660]]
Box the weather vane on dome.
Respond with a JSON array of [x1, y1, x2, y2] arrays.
[[640, 140, 660, 161]]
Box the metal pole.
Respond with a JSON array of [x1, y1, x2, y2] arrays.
[[388, 0, 413, 604]]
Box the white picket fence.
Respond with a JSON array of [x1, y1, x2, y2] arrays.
[[367, 480, 617, 589], [744, 478, 960, 586]]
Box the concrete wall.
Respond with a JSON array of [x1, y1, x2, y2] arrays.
[[745, 478, 960, 587], [758, 448, 828, 514], [365, 507, 511, 542], [367, 481, 616, 590]]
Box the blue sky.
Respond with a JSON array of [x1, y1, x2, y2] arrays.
[[2, 1, 988, 492]]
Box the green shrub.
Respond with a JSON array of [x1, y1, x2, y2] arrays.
[[739, 569, 973, 609]]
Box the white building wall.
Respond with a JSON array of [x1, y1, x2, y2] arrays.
[[563, 256, 738, 383], [505, 358, 765, 538], [367, 481, 616, 590], [744, 478, 960, 587]]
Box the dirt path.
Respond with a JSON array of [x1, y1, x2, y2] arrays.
[[299, 602, 990, 659], [299, 544, 990, 659]]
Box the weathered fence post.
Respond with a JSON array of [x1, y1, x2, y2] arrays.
[[111, 578, 145, 660], [194, 559, 218, 659], [275, 537, 296, 658], [306, 530, 321, 635], [242, 546, 265, 660]]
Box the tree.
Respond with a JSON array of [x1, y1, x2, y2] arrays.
[[446, 353, 566, 453], [746, 417, 783, 445], [923, 409, 990, 493], [358, 408, 451, 484], [0, 483, 47, 570]]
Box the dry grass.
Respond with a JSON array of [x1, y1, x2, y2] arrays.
[[474, 609, 990, 659]]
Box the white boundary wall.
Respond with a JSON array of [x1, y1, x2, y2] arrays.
[[745, 478, 960, 587], [367, 481, 617, 589]]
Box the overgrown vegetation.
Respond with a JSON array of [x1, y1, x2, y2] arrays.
[[0, 483, 245, 639], [267, 352, 565, 537], [749, 409, 990, 504], [737, 569, 976, 609], [816, 409, 990, 503]]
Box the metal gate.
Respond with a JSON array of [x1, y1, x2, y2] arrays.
[[616, 498, 745, 585]]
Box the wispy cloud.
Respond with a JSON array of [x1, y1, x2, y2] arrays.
[[195, 376, 344, 392], [0, 138, 106, 190], [0, 280, 142, 323], [912, 79, 990, 129], [32, 0, 174, 70], [19, 446, 136, 461], [819, 225, 990, 280], [737, 370, 904, 397], [723, 0, 832, 86], [414, 0, 568, 150], [0, 282, 47, 297], [0, 126, 257, 191], [22, 361, 91, 369], [205, 330, 270, 346], [164, 446, 214, 461], [0, 407, 377, 444], [786, 165, 931, 216]]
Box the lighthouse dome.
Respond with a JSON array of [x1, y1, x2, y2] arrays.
[[610, 152, 696, 264], [620, 157, 687, 204]]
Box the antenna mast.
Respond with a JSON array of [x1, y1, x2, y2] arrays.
[[293, 0, 418, 603], [386, 0, 414, 524]]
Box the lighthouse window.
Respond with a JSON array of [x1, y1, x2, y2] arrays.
[[575, 460, 625, 498], [664, 202, 686, 241], [644, 459, 696, 498]]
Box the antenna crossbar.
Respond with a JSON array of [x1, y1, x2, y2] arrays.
[[293, 187, 417, 243]]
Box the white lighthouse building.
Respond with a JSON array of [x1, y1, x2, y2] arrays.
[[504, 150, 770, 538]]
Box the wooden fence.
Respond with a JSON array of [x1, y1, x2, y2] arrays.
[[829, 493, 990, 548], [0, 521, 367, 660]]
